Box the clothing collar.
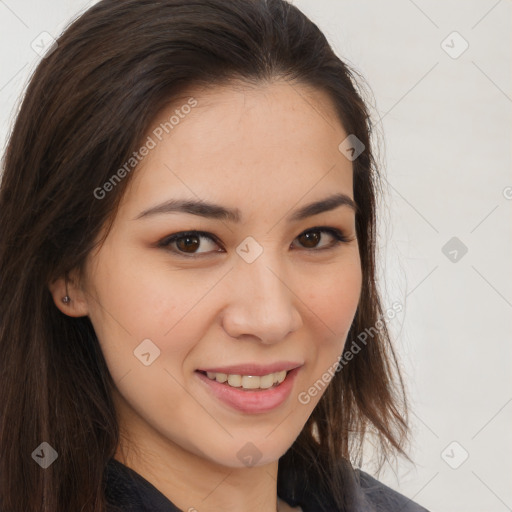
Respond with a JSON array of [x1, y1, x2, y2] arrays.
[[104, 457, 373, 512]]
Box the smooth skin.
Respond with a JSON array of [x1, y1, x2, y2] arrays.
[[50, 80, 363, 512]]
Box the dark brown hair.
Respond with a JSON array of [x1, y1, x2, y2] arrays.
[[0, 0, 411, 510]]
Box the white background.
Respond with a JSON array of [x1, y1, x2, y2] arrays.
[[1, 1, 511, 511]]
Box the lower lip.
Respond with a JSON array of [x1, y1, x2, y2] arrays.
[[195, 367, 300, 414]]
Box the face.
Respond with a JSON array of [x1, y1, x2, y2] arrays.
[[59, 80, 362, 468]]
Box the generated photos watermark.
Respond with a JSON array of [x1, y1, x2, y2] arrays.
[[298, 301, 403, 405], [93, 97, 198, 200]]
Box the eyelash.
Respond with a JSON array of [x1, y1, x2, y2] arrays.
[[157, 226, 352, 258]]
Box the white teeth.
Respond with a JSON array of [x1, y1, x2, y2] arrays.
[[206, 371, 228, 383], [241, 375, 261, 389], [227, 374, 242, 387], [204, 370, 288, 389], [259, 373, 274, 389]]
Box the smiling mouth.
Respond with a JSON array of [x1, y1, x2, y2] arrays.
[[196, 370, 288, 391]]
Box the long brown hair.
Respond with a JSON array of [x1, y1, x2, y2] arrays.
[[0, 1, 411, 510]]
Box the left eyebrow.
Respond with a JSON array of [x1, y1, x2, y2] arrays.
[[133, 192, 358, 222], [289, 193, 358, 221]]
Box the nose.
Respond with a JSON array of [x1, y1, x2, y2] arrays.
[[220, 255, 303, 344]]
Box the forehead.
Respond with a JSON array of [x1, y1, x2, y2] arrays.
[[120, 80, 354, 216]]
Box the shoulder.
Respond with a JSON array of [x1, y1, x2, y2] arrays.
[[355, 469, 431, 512]]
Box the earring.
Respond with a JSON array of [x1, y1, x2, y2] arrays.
[[62, 281, 71, 305]]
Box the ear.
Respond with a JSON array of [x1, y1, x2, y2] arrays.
[[48, 271, 90, 317]]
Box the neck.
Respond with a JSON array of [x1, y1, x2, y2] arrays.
[[116, 449, 282, 512], [113, 407, 284, 512]]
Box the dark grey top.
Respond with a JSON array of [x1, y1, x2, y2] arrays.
[[104, 458, 431, 512]]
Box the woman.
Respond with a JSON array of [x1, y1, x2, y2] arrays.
[[0, 1, 430, 511]]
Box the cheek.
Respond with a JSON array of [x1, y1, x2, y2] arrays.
[[291, 271, 361, 420], [87, 263, 215, 428], [88, 247, 212, 336], [86, 254, 230, 390], [301, 261, 362, 381], [305, 261, 362, 334]]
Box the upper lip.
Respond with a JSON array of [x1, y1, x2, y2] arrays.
[[197, 362, 303, 376]]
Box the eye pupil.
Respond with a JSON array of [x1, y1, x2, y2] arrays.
[[177, 235, 200, 253], [299, 231, 320, 248]]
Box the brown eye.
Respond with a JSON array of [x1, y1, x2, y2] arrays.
[[175, 234, 201, 253], [297, 230, 321, 248], [159, 231, 222, 256], [293, 227, 350, 251]]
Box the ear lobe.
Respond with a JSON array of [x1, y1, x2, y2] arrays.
[[48, 273, 89, 317]]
